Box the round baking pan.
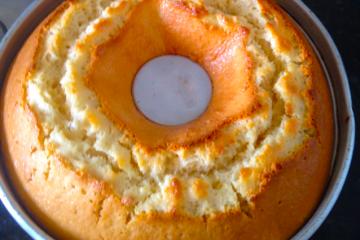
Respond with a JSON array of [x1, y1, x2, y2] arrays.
[[0, 0, 355, 239]]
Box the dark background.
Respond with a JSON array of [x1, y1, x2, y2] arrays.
[[0, 0, 359, 239]]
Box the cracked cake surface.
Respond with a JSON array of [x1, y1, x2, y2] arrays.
[[1, 0, 334, 239]]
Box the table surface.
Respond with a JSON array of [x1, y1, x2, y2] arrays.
[[0, 0, 359, 239]]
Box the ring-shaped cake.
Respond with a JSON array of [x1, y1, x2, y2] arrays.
[[1, 0, 334, 239]]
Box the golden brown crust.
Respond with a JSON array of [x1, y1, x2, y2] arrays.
[[0, 0, 333, 239], [87, 0, 257, 151]]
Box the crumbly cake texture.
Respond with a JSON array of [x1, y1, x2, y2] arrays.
[[1, 0, 333, 239]]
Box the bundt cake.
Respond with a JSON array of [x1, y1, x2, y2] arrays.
[[1, 0, 334, 239]]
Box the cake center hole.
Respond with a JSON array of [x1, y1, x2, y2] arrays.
[[133, 55, 212, 126]]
